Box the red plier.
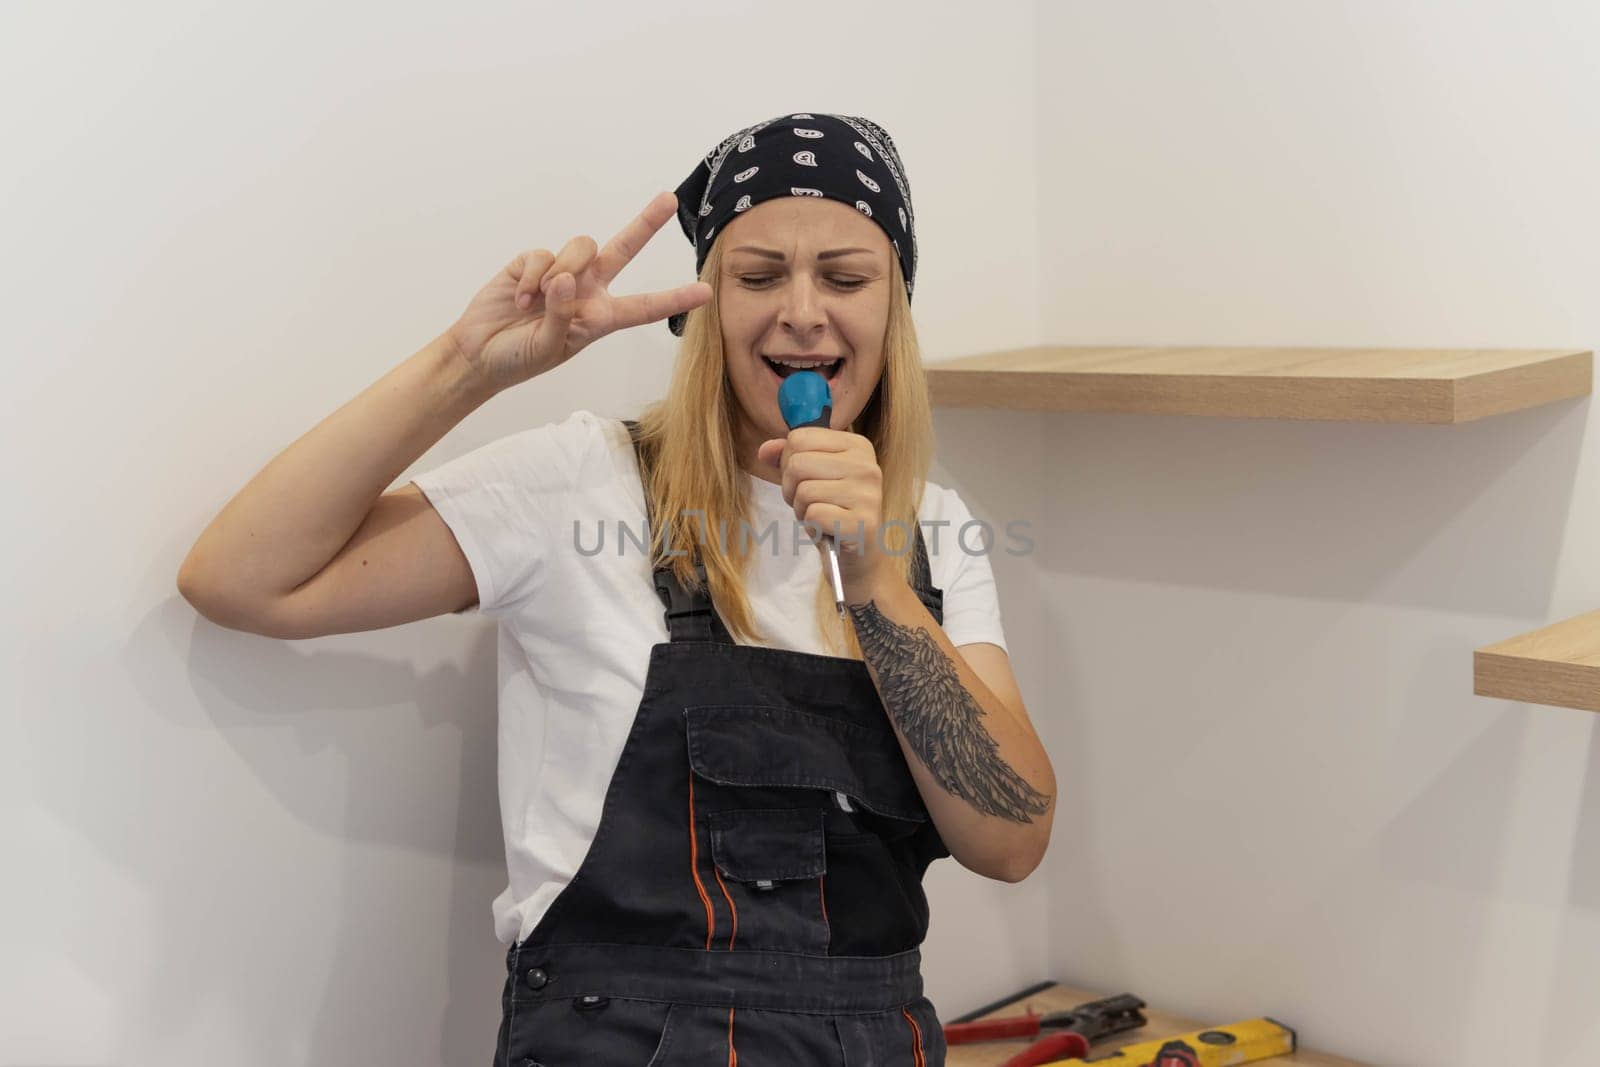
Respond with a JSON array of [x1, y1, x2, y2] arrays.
[[943, 993, 1147, 1065], [998, 1030, 1092, 1067]]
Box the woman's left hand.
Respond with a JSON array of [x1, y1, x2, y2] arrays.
[[756, 427, 892, 596]]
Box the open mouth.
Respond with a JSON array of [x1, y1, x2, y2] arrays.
[[762, 355, 844, 382]]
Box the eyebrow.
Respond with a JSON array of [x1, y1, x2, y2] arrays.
[[729, 245, 877, 261]]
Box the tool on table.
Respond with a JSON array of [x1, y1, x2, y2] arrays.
[[944, 992, 1147, 1047], [1046, 1017, 1296, 1066], [1000, 1031, 1092, 1067], [944, 980, 1060, 1024], [777, 370, 846, 617]]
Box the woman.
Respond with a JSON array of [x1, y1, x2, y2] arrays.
[[178, 111, 1055, 1066]]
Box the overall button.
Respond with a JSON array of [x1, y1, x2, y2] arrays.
[[525, 966, 549, 991]]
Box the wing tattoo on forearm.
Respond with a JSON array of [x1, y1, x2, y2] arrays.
[[849, 599, 1051, 823]]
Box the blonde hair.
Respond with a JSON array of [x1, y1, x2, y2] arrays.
[[630, 235, 934, 658]]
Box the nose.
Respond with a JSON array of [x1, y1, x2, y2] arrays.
[[777, 272, 827, 339]]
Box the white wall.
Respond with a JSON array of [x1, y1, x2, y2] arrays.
[[1, 2, 1046, 1065], [12, 2, 1597, 1065], [1018, 3, 1600, 1065]]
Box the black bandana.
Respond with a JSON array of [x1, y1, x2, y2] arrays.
[[666, 111, 918, 337]]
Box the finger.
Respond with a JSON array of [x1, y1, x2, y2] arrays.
[[512, 249, 555, 310], [533, 272, 578, 361], [540, 235, 599, 298], [796, 500, 856, 540], [607, 281, 714, 333], [780, 451, 852, 502], [793, 479, 850, 522], [787, 467, 864, 518], [784, 425, 855, 453], [755, 438, 785, 472], [594, 191, 679, 288]]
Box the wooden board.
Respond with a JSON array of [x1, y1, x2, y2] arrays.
[[1475, 607, 1600, 712], [946, 982, 1369, 1065], [926, 345, 1591, 423]]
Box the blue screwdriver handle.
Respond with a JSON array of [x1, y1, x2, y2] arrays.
[[778, 370, 832, 431], [777, 371, 845, 615]]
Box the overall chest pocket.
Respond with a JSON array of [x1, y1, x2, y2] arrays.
[[685, 704, 943, 955], [685, 704, 931, 820]]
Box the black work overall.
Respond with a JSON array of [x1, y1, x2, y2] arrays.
[[493, 421, 951, 1066]]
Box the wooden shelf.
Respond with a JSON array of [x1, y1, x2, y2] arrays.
[[927, 346, 1591, 422], [1475, 609, 1600, 712], [947, 981, 1369, 1066]]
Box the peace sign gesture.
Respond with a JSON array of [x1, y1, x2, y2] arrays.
[[447, 191, 713, 393]]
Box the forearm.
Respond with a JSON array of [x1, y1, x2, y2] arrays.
[[178, 332, 496, 604], [845, 568, 1055, 882]]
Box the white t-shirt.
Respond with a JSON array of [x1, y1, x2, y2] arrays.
[[410, 408, 1009, 945]]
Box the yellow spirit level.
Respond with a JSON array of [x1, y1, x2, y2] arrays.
[[1047, 1017, 1295, 1066]]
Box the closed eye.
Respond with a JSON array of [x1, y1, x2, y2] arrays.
[[738, 275, 867, 291]]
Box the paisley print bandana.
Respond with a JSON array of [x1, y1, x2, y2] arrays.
[[666, 111, 918, 336]]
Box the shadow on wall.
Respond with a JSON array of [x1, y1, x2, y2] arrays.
[[925, 396, 1588, 615], [1545, 719, 1600, 1063], [927, 406, 1125, 998], [86, 593, 509, 1064]]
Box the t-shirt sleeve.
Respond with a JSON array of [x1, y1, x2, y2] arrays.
[[407, 409, 594, 620], [926, 485, 1009, 653]]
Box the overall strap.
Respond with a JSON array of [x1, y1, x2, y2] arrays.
[[909, 517, 944, 626], [623, 419, 734, 644]]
